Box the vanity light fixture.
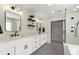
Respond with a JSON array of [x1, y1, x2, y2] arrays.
[[8, 5, 16, 10], [4, 5, 23, 15], [10, 5, 16, 10], [16, 7, 23, 12], [9, 5, 23, 12]]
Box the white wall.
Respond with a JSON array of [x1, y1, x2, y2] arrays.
[[1, 4, 79, 45], [44, 9, 79, 45], [0, 5, 44, 40], [0, 4, 66, 43], [0, 5, 12, 39], [66, 11, 79, 45], [0, 5, 5, 32], [44, 14, 65, 43]]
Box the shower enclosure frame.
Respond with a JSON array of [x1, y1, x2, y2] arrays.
[[50, 20, 66, 43]]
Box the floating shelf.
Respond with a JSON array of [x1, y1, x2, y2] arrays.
[[28, 18, 36, 22], [27, 24, 36, 27], [29, 15, 34, 18], [27, 18, 32, 21], [27, 15, 36, 27]]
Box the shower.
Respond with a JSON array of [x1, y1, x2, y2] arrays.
[[74, 21, 79, 37]]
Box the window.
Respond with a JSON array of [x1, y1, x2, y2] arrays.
[[6, 22, 11, 31]]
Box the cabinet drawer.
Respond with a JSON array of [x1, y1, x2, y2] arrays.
[[41, 35, 47, 41], [16, 44, 28, 55], [15, 42, 32, 55], [0, 48, 14, 55]]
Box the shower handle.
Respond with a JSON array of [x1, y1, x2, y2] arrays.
[[74, 21, 79, 37]]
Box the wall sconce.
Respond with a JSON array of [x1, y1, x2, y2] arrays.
[[10, 5, 16, 10], [9, 5, 23, 12], [9, 5, 23, 15]]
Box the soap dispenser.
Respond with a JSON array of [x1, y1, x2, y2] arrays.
[[38, 27, 41, 34], [42, 27, 45, 32], [0, 25, 3, 34]]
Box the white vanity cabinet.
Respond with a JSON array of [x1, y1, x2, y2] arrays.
[[31, 34, 47, 53], [0, 34, 47, 55], [15, 38, 32, 55], [31, 36, 41, 52], [15, 43, 28, 55], [41, 34, 47, 44], [0, 47, 14, 55]]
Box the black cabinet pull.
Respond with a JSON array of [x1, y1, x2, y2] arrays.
[[7, 53, 10, 55], [24, 44, 28, 50]]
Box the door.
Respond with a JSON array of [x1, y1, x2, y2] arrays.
[[51, 20, 64, 43]]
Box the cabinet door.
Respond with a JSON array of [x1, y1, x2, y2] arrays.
[[41, 35, 47, 44], [15, 43, 29, 55], [31, 35, 46, 53], [37, 36, 42, 46], [0, 48, 14, 55], [31, 36, 39, 52], [15, 39, 33, 55]]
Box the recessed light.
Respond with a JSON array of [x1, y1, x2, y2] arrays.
[[76, 6, 79, 9], [51, 10, 55, 13], [73, 9, 77, 11]]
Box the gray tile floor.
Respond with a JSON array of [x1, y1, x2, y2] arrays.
[[31, 42, 64, 55]]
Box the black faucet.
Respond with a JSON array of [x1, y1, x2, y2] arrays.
[[14, 31, 18, 37], [10, 31, 19, 37]]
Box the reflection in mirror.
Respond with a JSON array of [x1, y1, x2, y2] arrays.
[[5, 11, 21, 32], [0, 25, 3, 34]]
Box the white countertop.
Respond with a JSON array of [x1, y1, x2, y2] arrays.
[[0, 33, 46, 51], [0, 33, 46, 42]]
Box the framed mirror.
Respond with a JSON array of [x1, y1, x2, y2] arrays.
[[5, 11, 21, 32]]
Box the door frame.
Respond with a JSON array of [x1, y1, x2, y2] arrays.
[[50, 20, 66, 43]]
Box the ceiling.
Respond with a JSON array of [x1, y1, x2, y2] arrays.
[[20, 4, 79, 19]]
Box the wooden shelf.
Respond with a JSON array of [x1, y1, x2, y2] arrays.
[[27, 18, 36, 22], [27, 18, 32, 21], [27, 24, 36, 27], [27, 17, 36, 27]]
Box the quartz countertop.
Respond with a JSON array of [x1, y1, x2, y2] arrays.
[[0, 33, 46, 43], [0, 33, 46, 51]]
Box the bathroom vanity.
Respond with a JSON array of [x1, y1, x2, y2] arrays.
[[0, 34, 47, 55], [0, 7, 47, 55]]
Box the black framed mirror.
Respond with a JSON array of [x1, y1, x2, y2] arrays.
[[0, 25, 3, 34], [5, 11, 21, 32]]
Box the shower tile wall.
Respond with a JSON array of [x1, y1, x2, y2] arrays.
[[66, 11, 79, 45]]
